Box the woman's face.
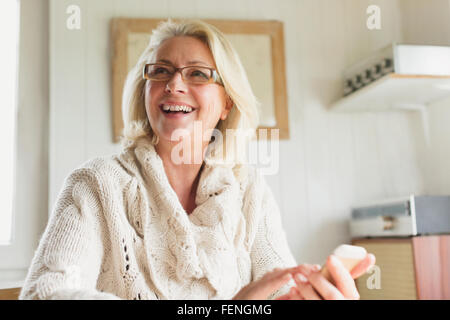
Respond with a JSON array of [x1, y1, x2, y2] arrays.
[[144, 36, 231, 146]]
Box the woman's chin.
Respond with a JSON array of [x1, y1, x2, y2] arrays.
[[157, 130, 194, 144]]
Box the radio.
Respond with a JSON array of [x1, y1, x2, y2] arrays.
[[349, 195, 450, 238]]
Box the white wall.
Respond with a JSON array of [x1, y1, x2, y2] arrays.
[[48, 0, 430, 267], [0, 0, 49, 288], [399, 0, 450, 196]]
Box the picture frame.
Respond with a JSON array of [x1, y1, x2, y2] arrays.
[[110, 18, 289, 142]]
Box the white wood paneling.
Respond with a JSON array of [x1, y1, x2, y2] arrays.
[[85, 0, 120, 160], [401, 0, 450, 46], [275, 0, 310, 263], [194, 0, 248, 20], [399, 0, 450, 195], [167, 0, 199, 18], [139, 0, 170, 18], [49, 0, 88, 209]]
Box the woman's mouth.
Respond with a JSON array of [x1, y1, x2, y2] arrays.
[[159, 104, 196, 117], [159, 104, 195, 113]]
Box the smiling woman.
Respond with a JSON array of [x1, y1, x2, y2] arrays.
[[144, 36, 231, 153], [19, 19, 374, 300], [121, 19, 260, 169]]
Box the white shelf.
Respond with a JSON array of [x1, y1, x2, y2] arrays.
[[330, 73, 450, 112]]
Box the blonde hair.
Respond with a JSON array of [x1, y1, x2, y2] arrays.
[[121, 19, 259, 168]]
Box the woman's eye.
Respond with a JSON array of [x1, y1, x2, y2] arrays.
[[154, 67, 170, 74], [190, 69, 209, 79]]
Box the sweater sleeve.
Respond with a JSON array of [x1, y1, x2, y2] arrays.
[[19, 168, 121, 300], [248, 171, 298, 300]]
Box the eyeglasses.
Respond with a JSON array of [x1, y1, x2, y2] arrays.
[[143, 63, 224, 85]]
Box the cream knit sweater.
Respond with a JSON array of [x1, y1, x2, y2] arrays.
[[19, 136, 297, 300]]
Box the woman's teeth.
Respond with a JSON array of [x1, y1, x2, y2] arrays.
[[162, 105, 193, 113]]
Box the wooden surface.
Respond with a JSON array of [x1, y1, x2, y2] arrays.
[[352, 238, 417, 300], [353, 236, 450, 300], [0, 288, 21, 300], [412, 235, 450, 299]]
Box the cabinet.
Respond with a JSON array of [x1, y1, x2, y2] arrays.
[[330, 73, 450, 112], [352, 235, 450, 299], [329, 44, 450, 144]]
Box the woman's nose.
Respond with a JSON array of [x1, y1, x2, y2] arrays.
[[164, 72, 187, 94]]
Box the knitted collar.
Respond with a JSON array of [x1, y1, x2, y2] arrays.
[[118, 135, 247, 299]]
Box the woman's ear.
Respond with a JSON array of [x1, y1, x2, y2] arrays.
[[220, 95, 233, 121]]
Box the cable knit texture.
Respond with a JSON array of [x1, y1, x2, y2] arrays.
[[19, 136, 297, 300]]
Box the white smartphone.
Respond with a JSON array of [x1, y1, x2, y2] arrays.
[[320, 244, 367, 283]]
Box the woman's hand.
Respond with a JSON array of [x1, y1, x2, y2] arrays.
[[232, 267, 297, 300], [276, 253, 376, 300]]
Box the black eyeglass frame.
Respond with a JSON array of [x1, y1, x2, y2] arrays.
[[142, 63, 224, 86]]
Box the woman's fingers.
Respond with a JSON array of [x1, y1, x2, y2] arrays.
[[288, 286, 304, 300], [233, 268, 295, 300], [258, 266, 322, 300], [289, 264, 324, 300], [275, 286, 304, 300], [326, 255, 359, 299], [275, 292, 292, 300], [292, 264, 321, 278], [350, 253, 376, 279], [283, 254, 376, 300], [263, 268, 294, 283], [256, 269, 293, 298], [295, 274, 322, 300], [308, 271, 346, 300]]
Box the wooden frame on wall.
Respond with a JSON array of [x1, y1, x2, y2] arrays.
[[110, 18, 289, 143]]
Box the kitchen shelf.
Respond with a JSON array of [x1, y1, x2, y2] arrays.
[[330, 73, 450, 112]]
